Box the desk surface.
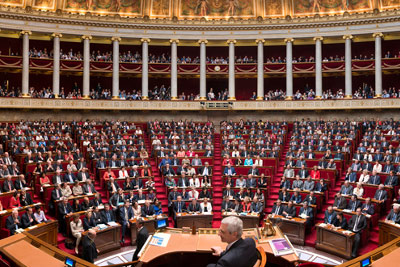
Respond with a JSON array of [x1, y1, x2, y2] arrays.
[[371, 247, 400, 267], [140, 227, 298, 264], [2, 239, 64, 267]]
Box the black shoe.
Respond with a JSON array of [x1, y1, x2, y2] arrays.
[[352, 254, 357, 259], [120, 239, 125, 245]]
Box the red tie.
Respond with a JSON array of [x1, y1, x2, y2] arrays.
[[88, 186, 92, 194]]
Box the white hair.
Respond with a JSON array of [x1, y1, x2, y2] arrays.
[[221, 216, 243, 238]]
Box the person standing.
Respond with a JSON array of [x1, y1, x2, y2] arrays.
[[132, 218, 149, 261], [82, 229, 99, 263]]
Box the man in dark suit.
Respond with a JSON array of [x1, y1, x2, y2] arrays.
[[100, 203, 115, 224], [177, 174, 190, 188], [21, 207, 36, 228], [141, 200, 155, 217], [282, 201, 297, 218], [119, 200, 134, 244], [324, 206, 337, 225], [333, 192, 347, 210], [6, 210, 22, 235], [207, 216, 257, 267], [132, 218, 149, 261], [247, 165, 259, 176], [221, 196, 232, 212], [298, 202, 314, 227], [339, 181, 353, 196], [3, 175, 15, 192], [82, 230, 98, 263], [50, 183, 63, 210], [361, 197, 375, 215], [58, 197, 73, 236], [368, 171, 381, 185], [162, 164, 176, 176], [230, 198, 243, 213], [20, 189, 33, 206], [271, 199, 284, 216], [82, 179, 97, 195], [348, 208, 367, 258], [173, 196, 186, 227], [188, 198, 201, 213], [63, 169, 77, 183], [223, 164, 236, 176], [374, 184, 388, 202], [223, 185, 235, 199], [384, 170, 398, 186], [347, 195, 362, 212], [198, 162, 212, 177], [303, 191, 317, 205], [386, 205, 400, 224], [250, 197, 263, 214]]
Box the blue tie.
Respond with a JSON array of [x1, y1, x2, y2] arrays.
[[106, 212, 111, 222]]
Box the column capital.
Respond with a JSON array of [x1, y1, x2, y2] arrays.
[[227, 39, 236, 44], [255, 39, 265, 44], [169, 39, 179, 44], [313, 36, 324, 42], [51, 33, 63, 39], [140, 38, 151, 43], [111, 36, 121, 42], [372, 32, 384, 38], [343, 34, 354, 40], [81, 35, 92, 40], [198, 39, 208, 44], [19, 30, 32, 36], [284, 38, 294, 43]]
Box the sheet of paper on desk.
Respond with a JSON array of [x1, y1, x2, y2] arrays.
[[107, 221, 118, 227], [138, 200, 145, 204], [150, 233, 171, 247], [319, 223, 327, 227]]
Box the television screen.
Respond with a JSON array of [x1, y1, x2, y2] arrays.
[[360, 257, 371, 267], [65, 257, 76, 267], [156, 218, 167, 229]]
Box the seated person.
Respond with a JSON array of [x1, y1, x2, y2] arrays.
[[21, 207, 36, 228], [386, 205, 400, 224], [242, 197, 252, 213], [334, 212, 348, 230], [361, 197, 375, 215], [9, 191, 21, 209], [279, 187, 290, 202], [271, 199, 283, 216], [199, 187, 212, 199], [333, 192, 347, 210], [83, 210, 97, 231], [282, 200, 296, 219], [33, 206, 47, 223], [290, 189, 302, 204], [221, 196, 232, 212], [6, 210, 22, 235], [200, 198, 212, 214], [188, 198, 201, 213], [230, 198, 243, 213], [298, 201, 313, 227], [141, 200, 155, 217], [324, 206, 337, 225]]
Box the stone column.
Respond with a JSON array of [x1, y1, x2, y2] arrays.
[[343, 34, 353, 98], [373, 32, 383, 98], [170, 39, 179, 100], [52, 33, 62, 98], [82, 35, 91, 98], [141, 38, 150, 100], [256, 39, 265, 100], [314, 37, 323, 99], [285, 38, 294, 100], [20, 30, 31, 97], [199, 39, 208, 100], [227, 39, 236, 100], [112, 36, 121, 99]]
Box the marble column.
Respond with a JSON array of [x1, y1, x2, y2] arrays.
[[343, 35, 353, 98], [112, 36, 121, 99], [256, 39, 265, 100], [21, 31, 31, 97], [170, 39, 179, 100], [141, 38, 150, 100], [285, 38, 294, 100], [373, 33, 383, 98], [314, 37, 323, 99], [199, 39, 208, 100], [52, 33, 62, 98], [227, 39, 236, 100], [82, 35, 91, 98]]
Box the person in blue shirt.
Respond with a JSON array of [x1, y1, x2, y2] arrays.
[[244, 155, 253, 166], [290, 189, 302, 204]]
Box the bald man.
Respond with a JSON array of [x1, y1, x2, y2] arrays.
[[82, 229, 99, 263]]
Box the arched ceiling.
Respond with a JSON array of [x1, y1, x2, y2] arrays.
[[1, 0, 399, 20]]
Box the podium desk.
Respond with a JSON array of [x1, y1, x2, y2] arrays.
[[26, 220, 58, 247], [269, 215, 306, 245], [176, 213, 213, 228], [130, 215, 168, 245], [379, 220, 400, 246], [222, 212, 260, 228], [139, 227, 298, 267], [315, 223, 355, 259], [82, 223, 121, 255]]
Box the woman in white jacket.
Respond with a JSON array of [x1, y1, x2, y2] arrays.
[[200, 198, 212, 214], [70, 214, 84, 254]]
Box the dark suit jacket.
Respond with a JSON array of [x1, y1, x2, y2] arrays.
[[221, 201, 232, 211], [348, 214, 367, 233], [82, 184, 97, 194], [324, 210, 337, 225], [173, 201, 187, 213], [374, 189, 388, 201], [347, 200, 362, 211], [141, 205, 155, 217], [361, 203, 375, 215], [333, 196, 347, 209], [278, 192, 290, 202], [271, 204, 284, 215], [119, 206, 134, 223], [100, 210, 115, 223], [82, 235, 98, 263], [83, 217, 97, 230], [21, 212, 36, 228], [386, 210, 400, 224], [334, 217, 348, 229], [132, 226, 149, 261], [3, 180, 14, 192], [58, 203, 73, 219], [206, 238, 257, 267], [6, 215, 22, 235], [231, 203, 243, 213], [283, 206, 296, 218], [63, 173, 77, 183], [188, 203, 201, 212]]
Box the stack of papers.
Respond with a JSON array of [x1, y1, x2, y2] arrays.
[[97, 224, 108, 230], [107, 221, 118, 227], [319, 223, 327, 227], [150, 233, 171, 247]]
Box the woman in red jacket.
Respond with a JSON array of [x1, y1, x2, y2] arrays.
[[310, 165, 321, 179], [9, 191, 21, 209]]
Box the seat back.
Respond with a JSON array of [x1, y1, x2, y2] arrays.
[[253, 246, 266, 267]]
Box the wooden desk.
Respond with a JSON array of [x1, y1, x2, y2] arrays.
[[130, 215, 168, 245], [221, 212, 260, 228], [176, 213, 213, 228], [269, 215, 306, 245], [371, 247, 400, 267], [379, 220, 400, 246], [315, 223, 355, 260], [26, 220, 58, 247], [139, 227, 298, 267], [82, 224, 121, 255]]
